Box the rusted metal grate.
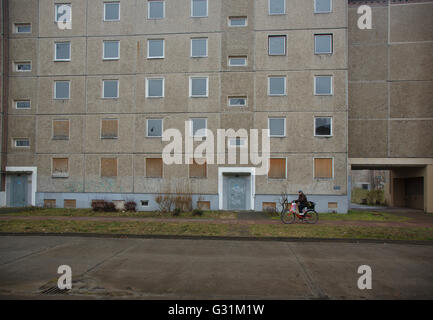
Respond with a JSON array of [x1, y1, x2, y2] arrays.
[[40, 286, 70, 295]]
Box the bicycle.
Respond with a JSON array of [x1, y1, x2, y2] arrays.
[[279, 193, 319, 224]]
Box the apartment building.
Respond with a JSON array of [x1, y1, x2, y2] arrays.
[[0, 0, 431, 213]]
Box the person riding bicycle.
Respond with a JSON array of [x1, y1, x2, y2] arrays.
[[296, 190, 308, 215]]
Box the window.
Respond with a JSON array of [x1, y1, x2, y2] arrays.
[[147, 119, 163, 137], [315, 34, 333, 54], [55, 3, 71, 22], [64, 199, 76, 209], [315, 0, 332, 13], [269, 118, 286, 137], [15, 62, 31, 72], [15, 23, 31, 33], [146, 78, 164, 98], [52, 158, 69, 177], [101, 119, 118, 139], [103, 80, 119, 98], [190, 77, 208, 97], [315, 117, 332, 137], [228, 16, 247, 27], [268, 35, 286, 55], [190, 118, 207, 137], [269, 0, 285, 15], [228, 137, 246, 147], [141, 200, 149, 207], [15, 100, 31, 109], [101, 158, 118, 177], [191, 38, 208, 58], [55, 42, 71, 61], [228, 97, 247, 107], [147, 39, 164, 58], [314, 76, 333, 95], [103, 41, 120, 60], [146, 158, 163, 178], [191, 0, 208, 17], [53, 120, 70, 140], [314, 158, 333, 179], [189, 158, 207, 178], [268, 76, 286, 96], [54, 81, 70, 99], [104, 2, 120, 21], [148, 0, 164, 19], [14, 138, 30, 148], [268, 158, 286, 179], [229, 56, 247, 66]]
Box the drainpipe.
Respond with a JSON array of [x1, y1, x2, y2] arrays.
[[1, 0, 9, 192]]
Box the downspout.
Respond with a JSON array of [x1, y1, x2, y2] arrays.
[[1, 0, 9, 192]]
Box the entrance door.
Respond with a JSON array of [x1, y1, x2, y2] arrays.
[[228, 177, 247, 210], [11, 175, 28, 207]]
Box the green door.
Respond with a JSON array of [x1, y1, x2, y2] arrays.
[[11, 175, 27, 207]]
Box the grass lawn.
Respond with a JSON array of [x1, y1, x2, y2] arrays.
[[269, 209, 411, 222], [0, 219, 432, 241]]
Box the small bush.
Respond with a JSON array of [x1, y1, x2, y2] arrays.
[[103, 201, 117, 212], [125, 201, 137, 212], [192, 209, 203, 216], [91, 200, 105, 212], [173, 208, 182, 216]]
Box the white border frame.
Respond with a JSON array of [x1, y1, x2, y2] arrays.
[[190, 38, 208, 58], [54, 41, 71, 61], [313, 157, 334, 179], [191, 0, 208, 18], [314, 75, 333, 96], [54, 80, 71, 100], [268, 35, 286, 56], [14, 61, 31, 72], [268, 117, 286, 137], [13, 138, 30, 148], [314, 34, 333, 55], [103, 40, 120, 60], [314, 116, 333, 137], [102, 79, 119, 99], [5, 166, 37, 206], [146, 78, 165, 98], [189, 76, 209, 98], [314, 0, 332, 14], [15, 100, 31, 110], [228, 96, 247, 107], [228, 56, 247, 67], [218, 167, 255, 210], [228, 16, 247, 27], [147, 39, 165, 59], [103, 1, 120, 21], [147, 0, 165, 20], [268, 76, 287, 96], [268, 0, 286, 15], [146, 118, 164, 138], [14, 23, 32, 34]]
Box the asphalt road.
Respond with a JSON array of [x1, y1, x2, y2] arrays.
[[0, 235, 432, 299]]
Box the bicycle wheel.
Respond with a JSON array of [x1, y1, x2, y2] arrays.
[[304, 210, 318, 224], [280, 209, 295, 224]]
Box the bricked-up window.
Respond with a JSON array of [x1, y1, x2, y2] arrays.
[[314, 0, 332, 13], [148, 1, 165, 19], [101, 119, 118, 139], [268, 158, 286, 179], [191, 0, 208, 17], [52, 158, 69, 177], [104, 2, 120, 21], [146, 158, 163, 178], [269, 0, 285, 15], [314, 158, 333, 179], [189, 159, 207, 178], [53, 120, 70, 140], [101, 158, 118, 177]]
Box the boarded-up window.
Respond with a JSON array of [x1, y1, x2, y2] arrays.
[[328, 202, 338, 209], [314, 158, 333, 179], [64, 199, 76, 209], [146, 158, 163, 178], [189, 158, 207, 178], [101, 158, 118, 177], [44, 199, 56, 208], [263, 202, 276, 211], [101, 119, 118, 139], [52, 158, 69, 177], [197, 201, 210, 210], [268, 158, 286, 179], [53, 120, 70, 140]]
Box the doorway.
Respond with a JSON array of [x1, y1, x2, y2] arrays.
[[10, 175, 28, 207]]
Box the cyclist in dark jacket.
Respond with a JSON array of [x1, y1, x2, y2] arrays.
[[296, 190, 308, 214]]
